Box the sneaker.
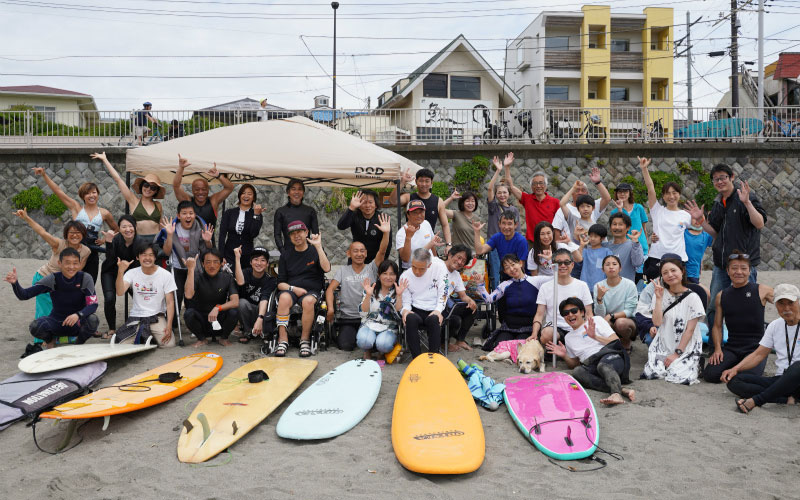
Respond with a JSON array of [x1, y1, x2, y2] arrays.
[[20, 343, 43, 359], [384, 343, 402, 364]]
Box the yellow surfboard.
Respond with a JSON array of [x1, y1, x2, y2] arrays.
[[177, 357, 317, 463], [391, 352, 485, 474], [40, 352, 222, 421]]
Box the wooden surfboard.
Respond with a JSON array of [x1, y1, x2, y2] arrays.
[[391, 352, 485, 474], [177, 357, 317, 463], [39, 352, 222, 421], [19, 339, 157, 374]]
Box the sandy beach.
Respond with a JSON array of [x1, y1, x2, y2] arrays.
[[0, 256, 798, 500]]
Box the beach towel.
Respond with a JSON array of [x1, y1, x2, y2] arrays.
[[457, 359, 505, 411]]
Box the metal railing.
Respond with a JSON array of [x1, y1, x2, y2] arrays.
[[2, 106, 799, 147]]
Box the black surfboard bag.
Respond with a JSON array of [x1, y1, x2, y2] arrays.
[[0, 361, 107, 430]]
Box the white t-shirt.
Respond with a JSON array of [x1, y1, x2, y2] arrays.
[[235, 209, 246, 235], [565, 316, 616, 362], [123, 266, 178, 317], [760, 318, 800, 376], [536, 278, 594, 330], [444, 264, 466, 296], [551, 199, 604, 241], [400, 257, 448, 313], [648, 202, 691, 260], [395, 220, 434, 268]]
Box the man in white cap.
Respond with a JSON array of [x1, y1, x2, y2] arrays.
[[722, 283, 800, 413]]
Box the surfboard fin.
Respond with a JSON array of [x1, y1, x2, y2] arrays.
[[197, 413, 211, 443], [232, 421, 238, 436], [581, 408, 591, 428], [564, 425, 573, 447], [182, 419, 193, 434], [102, 415, 111, 431]]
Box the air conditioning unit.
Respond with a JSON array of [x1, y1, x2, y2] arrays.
[[589, 43, 597, 49], [588, 91, 597, 99]]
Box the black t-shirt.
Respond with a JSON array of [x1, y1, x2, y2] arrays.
[[190, 269, 238, 313], [278, 245, 324, 292], [238, 268, 277, 305]]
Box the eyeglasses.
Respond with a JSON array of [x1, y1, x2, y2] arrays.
[[531, 181, 546, 186], [560, 307, 580, 317], [712, 176, 730, 184], [554, 260, 572, 266], [141, 181, 155, 190], [728, 253, 750, 260]]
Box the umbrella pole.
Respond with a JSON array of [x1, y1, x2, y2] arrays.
[[552, 273, 558, 368], [395, 178, 402, 241]]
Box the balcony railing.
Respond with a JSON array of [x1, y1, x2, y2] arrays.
[[1, 106, 799, 147]]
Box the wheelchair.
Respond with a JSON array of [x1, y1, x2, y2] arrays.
[[259, 282, 331, 356]]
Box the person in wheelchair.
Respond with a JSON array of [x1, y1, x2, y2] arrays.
[[234, 245, 276, 344], [274, 221, 331, 357], [400, 248, 449, 358], [442, 244, 478, 352], [325, 214, 391, 351]]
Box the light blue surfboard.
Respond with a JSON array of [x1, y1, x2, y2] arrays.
[[276, 359, 381, 440]]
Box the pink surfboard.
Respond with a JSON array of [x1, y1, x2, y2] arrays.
[[503, 372, 598, 460]]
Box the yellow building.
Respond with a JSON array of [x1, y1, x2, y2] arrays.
[[506, 5, 674, 140], [0, 85, 99, 127]]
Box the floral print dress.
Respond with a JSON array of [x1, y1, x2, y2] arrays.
[[641, 290, 705, 385]]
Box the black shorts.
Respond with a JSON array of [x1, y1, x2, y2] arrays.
[[278, 289, 320, 307]]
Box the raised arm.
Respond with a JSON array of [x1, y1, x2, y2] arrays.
[[388, 168, 413, 207], [737, 180, 765, 230], [438, 198, 452, 246], [503, 157, 524, 201], [309, 233, 331, 273], [233, 246, 245, 286], [184, 257, 197, 300], [560, 181, 577, 217], [374, 213, 391, 266], [487, 156, 503, 203], [471, 220, 492, 256], [14, 209, 60, 251], [32, 167, 81, 217], [172, 154, 192, 202], [638, 156, 657, 210], [442, 188, 460, 219], [209, 169, 235, 210], [92, 152, 138, 208], [589, 167, 612, 212]]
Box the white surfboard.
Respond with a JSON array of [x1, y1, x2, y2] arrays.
[[276, 359, 381, 440], [18, 337, 157, 374]]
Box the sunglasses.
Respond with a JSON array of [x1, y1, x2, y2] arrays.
[[560, 307, 580, 317], [554, 260, 572, 266], [728, 253, 750, 260], [141, 181, 157, 191]]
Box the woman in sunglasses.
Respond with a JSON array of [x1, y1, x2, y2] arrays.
[[547, 297, 634, 405], [94, 152, 164, 242], [641, 258, 705, 385]]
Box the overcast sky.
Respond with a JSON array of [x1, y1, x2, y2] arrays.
[[2, 0, 797, 112]]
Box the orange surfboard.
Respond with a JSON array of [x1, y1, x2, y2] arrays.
[[391, 352, 485, 474], [40, 352, 223, 421]]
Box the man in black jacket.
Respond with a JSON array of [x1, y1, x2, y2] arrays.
[[336, 189, 391, 264], [273, 179, 319, 255], [686, 164, 766, 328]]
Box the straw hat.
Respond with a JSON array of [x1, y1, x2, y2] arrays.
[[132, 174, 166, 199]]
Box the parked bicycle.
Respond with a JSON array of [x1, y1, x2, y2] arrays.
[[625, 117, 665, 143], [579, 110, 606, 144], [538, 110, 577, 144], [482, 110, 535, 144], [335, 113, 362, 138], [762, 115, 800, 141]]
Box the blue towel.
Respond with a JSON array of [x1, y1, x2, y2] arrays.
[[457, 359, 505, 411]]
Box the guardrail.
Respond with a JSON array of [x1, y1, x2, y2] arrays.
[[2, 106, 799, 147]]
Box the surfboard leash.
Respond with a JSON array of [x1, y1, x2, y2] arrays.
[[528, 415, 624, 472], [29, 416, 91, 455]]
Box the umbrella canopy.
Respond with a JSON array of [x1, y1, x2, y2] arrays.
[[125, 116, 421, 188]]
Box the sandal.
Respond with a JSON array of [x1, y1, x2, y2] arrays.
[[299, 340, 312, 358], [736, 398, 755, 415], [274, 341, 289, 357], [238, 335, 252, 344]]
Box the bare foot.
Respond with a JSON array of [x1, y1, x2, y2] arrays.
[[217, 338, 232, 346], [788, 396, 796, 405], [363, 349, 373, 360], [737, 398, 756, 414], [448, 343, 461, 352], [101, 330, 114, 340], [192, 339, 211, 348], [600, 393, 625, 405], [621, 388, 636, 402], [456, 341, 472, 351]]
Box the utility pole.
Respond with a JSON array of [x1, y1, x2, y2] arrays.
[[332, 2, 339, 111], [686, 11, 693, 124], [730, 0, 739, 114], [757, 0, 765, 140]]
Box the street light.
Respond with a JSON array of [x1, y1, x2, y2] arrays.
[[332, 2, 339, 111]]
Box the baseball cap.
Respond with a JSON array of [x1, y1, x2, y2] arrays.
[[287, 220, 308, 233], [660, 253, 682, 263], [616, 182, 633, 191], [406, 200, 425, 212], [251, 247, 269, 261], [774, 284, 800, 303]]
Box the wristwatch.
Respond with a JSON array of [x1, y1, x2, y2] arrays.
[[674, 348, 684, 355], [258, 314, 266, 320], [289, 285, 294, 293]]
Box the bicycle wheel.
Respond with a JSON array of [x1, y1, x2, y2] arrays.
[[482, 130, 500, 145], [349, 130, 361, 139], [526, 129, 535, 145], [537, 131, 550, 144], [789, 122, 800, 141], [625, 130, 642, 143]]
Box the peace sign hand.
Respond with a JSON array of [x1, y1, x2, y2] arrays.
[[653, 278, 664, 299], [4, 267, 17, 285]]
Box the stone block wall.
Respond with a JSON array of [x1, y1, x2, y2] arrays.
[[1, 143, 798, 271]]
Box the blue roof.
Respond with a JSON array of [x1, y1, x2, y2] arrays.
[[311, 109, 368, 122]]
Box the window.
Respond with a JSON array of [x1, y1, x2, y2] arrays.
[[416, 127, 463, 145], [378, 95, 385, 107], [516, 41, 525, 66], [611, 39, 630, 52], [34, 105, 56, 122], [610, 87, 629, 101], [450, 76, 481, 100], [392, 85, 399, 96], [423, 73, 448, 98], [545, 36, 570, 51], [545, 86, 570, 101]]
